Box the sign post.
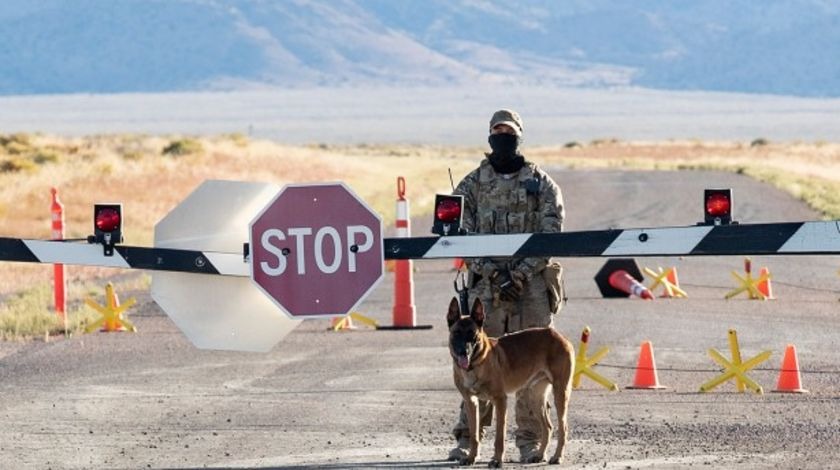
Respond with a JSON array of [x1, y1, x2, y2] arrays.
[[249, 183, 384, 319]]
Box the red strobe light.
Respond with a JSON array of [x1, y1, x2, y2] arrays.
[[95, 208, 121, 232], [432, 194, 464, 236], [703, 189, 734, 225], [436, 199, 461, 223], [92, 203, 123, 256], [705, 193, 730, 217]]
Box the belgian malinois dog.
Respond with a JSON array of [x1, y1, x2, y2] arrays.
[[447, 297, 574, 467]]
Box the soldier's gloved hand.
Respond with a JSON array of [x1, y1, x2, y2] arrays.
[[493, 270, 525, 302]]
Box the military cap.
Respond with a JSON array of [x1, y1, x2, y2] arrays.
[[489, 109, 523, 136]]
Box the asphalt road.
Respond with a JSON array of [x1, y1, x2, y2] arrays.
[[1, 169, 838, 469]]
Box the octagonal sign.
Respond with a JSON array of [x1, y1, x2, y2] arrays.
[[249, 183, 384, 319], [594, 258, 644, 298], [152, 180, 301, 352]]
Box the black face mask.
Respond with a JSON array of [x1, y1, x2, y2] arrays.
[[488, 133, 524, 173]]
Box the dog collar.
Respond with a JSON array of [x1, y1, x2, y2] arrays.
[[467, 336, 493, 370]]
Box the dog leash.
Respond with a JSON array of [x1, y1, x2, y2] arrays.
[[453, 270, 470, 316]]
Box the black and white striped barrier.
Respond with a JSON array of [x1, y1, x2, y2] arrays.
[[385, 221, 840, 259], [2, 180, 839, 353], [0, 238, 235, 274], [3, 221, 839, 275]]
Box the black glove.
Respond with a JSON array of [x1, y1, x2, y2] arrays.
[[493, 270, 525, 302]]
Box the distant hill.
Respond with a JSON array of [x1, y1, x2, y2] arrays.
[[1, 0, 838, 97]]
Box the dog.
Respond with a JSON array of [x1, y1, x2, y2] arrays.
[[447, 297, 574, 467]]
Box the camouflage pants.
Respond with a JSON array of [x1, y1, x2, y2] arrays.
[[451, 274, 554, 451]]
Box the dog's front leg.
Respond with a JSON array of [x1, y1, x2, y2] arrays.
[[462, 395, 480, 465], [489, 396, 507, 468]]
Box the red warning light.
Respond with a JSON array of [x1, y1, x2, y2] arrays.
[[432, 194, 464, 236], [706, 193, 731, 217], [436, 199, 462, 223], [95, 208, 121, 232], [703, 189, 735, 225], [91, 203, 123, 256]]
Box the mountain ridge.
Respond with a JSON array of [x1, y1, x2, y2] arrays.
[[1, 0, 837, 97]]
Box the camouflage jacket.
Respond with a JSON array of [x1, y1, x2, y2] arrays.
[[453, 157, 564, 281]]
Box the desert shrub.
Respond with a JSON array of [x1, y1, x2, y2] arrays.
[[3, 140, 31, 155], [96, 162, 114, 175], [32, 148, 60, 164], [0, 133, 31, 148], [564, 141, 582, 148], [162, 138, 203, 156], [116, 139, 146, 160], [121, 150, 144, 161], [590, 138, 619, 146], [0, 158, 37, 173], [226, 133, 249, 147], [750, 138, 769, 147]]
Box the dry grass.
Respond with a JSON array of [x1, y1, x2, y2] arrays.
[[2, 134, 839, 339], [531, 140, 840, 219], [0, 134, 477, 300], [0, 274, 149, 341]]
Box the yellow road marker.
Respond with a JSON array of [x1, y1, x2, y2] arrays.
[[330, 312, 379, 331], [725, 257, 770, 300], [644, 266, 687, 298], [84, 282, 137, 333], [699, 329, 771, 394], [573, 326, 619, 391]]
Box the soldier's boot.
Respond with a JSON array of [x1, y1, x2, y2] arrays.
[[519, 445, 547, 464], [447, 438, 471, 461], [449, 427, 488, 461], [515, 383, 552, 463]]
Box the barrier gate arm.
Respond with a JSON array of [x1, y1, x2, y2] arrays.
[[1, 220, 839, 275], [0, 238, 239, 275], [385, 221, 840, 259]]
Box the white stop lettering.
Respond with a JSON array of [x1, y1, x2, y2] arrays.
[[259, 225, 374, 276]]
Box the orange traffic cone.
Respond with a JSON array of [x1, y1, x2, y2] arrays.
[[626, 341, 667, 389], [757, 267, 774, 299], [667, 267, 679, 289], [773, 344, 808, 393], [661, 267, 687, 298], [609, 270, 654, 300]]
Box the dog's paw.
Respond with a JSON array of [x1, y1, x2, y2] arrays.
[[548, 456, 562, 465], [488, 458, 503, 468]]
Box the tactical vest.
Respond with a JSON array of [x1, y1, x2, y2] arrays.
[[474, 160, 541, 235]]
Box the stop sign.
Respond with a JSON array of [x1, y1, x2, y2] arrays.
[[249, 183, 384, 319]]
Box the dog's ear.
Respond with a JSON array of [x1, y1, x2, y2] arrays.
[[470, 298, 485, 328], [447, 297, 461, 327]]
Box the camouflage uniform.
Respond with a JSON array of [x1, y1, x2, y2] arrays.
[[449, 111, 565, 461]]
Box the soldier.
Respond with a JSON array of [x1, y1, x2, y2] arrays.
[[448, 109, 566, 464]]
